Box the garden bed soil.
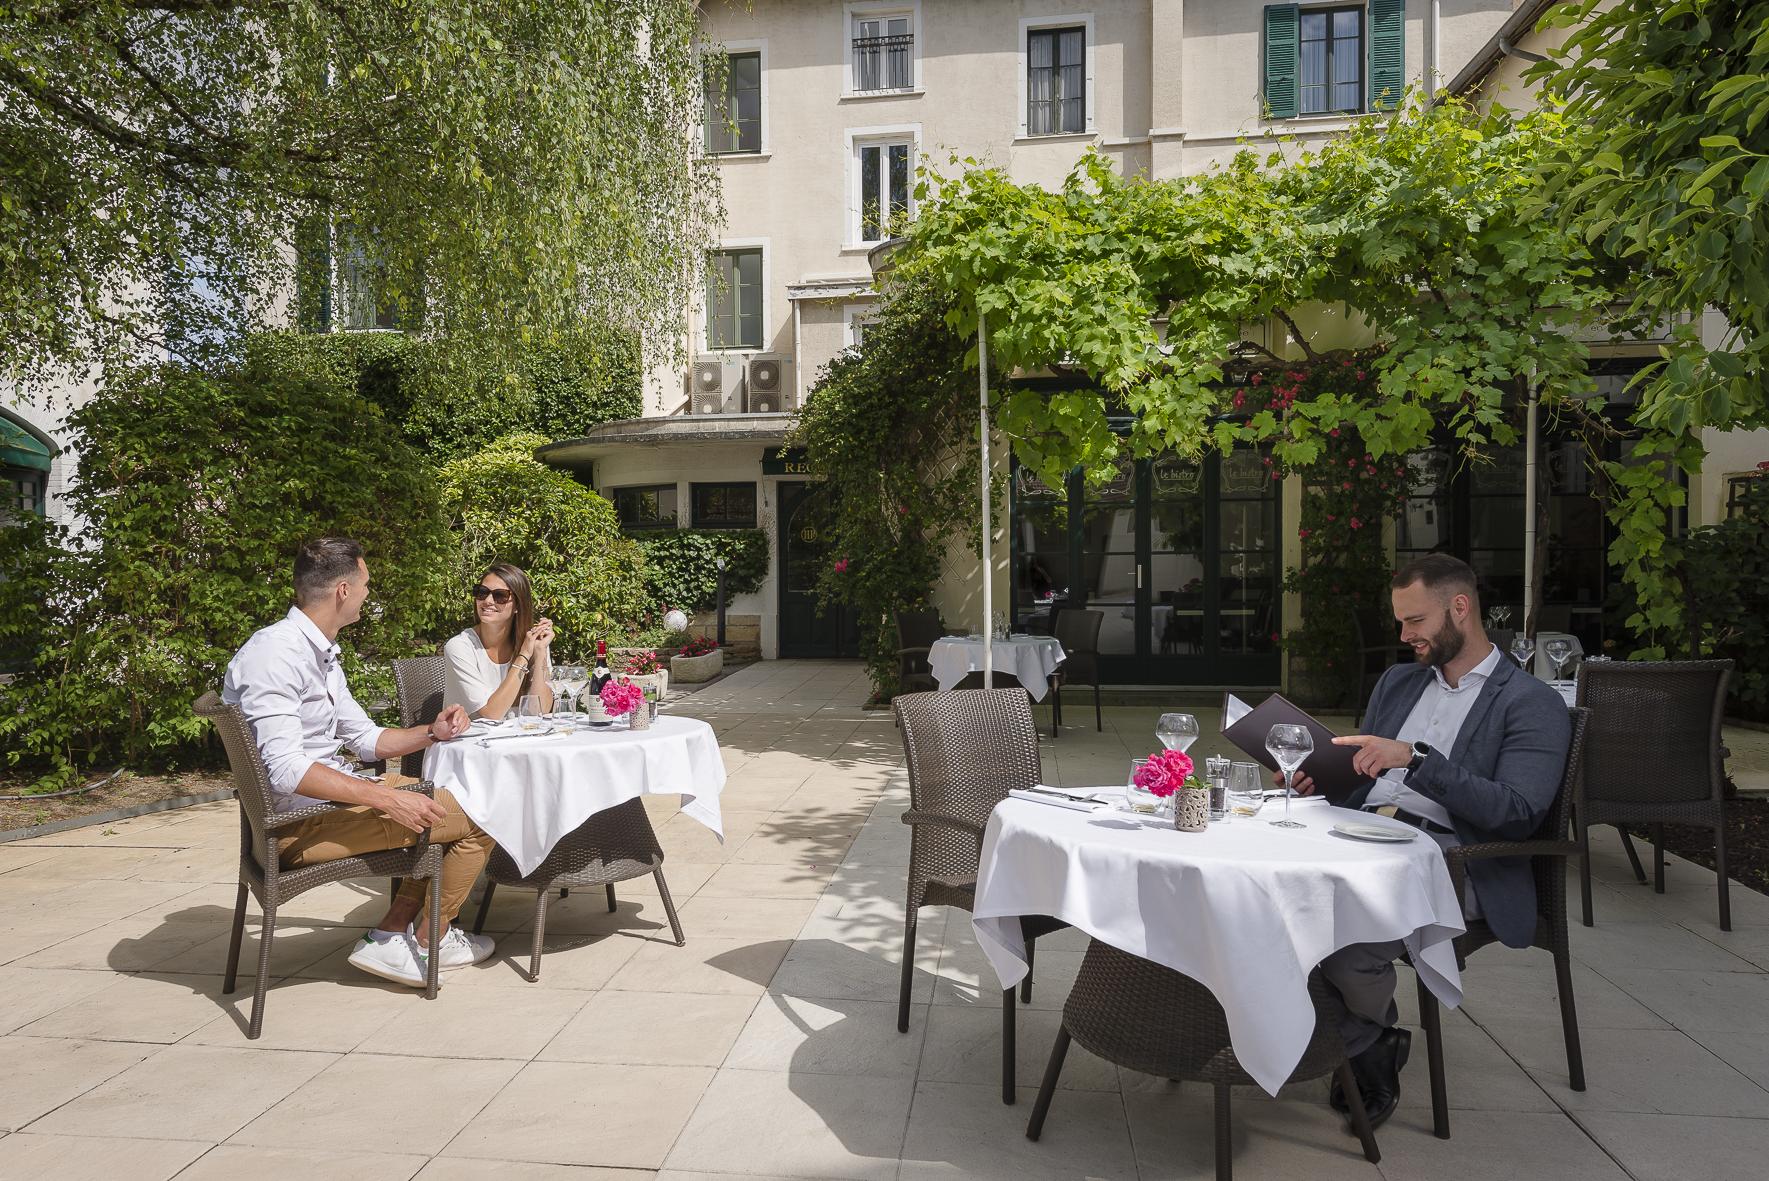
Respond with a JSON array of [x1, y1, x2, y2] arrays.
[[1628, 797, 1769, 897], [0, 769, 233, 835]]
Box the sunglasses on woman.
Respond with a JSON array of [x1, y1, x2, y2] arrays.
[[471, 584, 514, 605]]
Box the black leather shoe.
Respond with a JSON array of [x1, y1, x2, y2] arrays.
[[1341, 1027, 1410, 1134]]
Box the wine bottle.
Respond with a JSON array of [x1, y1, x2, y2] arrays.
[[588, 640, 611, 696]]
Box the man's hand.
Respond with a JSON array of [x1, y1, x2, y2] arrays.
[[430, 704, 470, 742], [1332, 734, 1413, 779], [378, 785, 446, 833], [1274, 768, 1318, 796]]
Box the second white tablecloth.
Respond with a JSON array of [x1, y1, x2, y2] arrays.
[[423, 715, 726, 877], [971, 794, 1465, 1095], [928, 635, 1065, 700]]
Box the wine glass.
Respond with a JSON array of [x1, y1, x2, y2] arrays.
[[1156, 712, 1199, 753], [1544, 638, 1573, 681], [1265, 723, 1313, 829], [546, 670, 570, 719], [516, 694, 544, 732], [1492, 605, 1512, 629], [557, 663, 587, 715], [1510, 634, 1535, 672]]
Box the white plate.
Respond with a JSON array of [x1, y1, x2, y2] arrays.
[[1332, 822, 1417, 843]]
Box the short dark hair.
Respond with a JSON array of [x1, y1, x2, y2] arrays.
[[294, 537, 365, 604], [1391, 553, 1480, 607]]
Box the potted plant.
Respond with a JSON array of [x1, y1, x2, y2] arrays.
[[621, 647, 668, 701], [670, 633, 723, 683]]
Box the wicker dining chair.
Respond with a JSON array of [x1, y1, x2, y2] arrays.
[[1410, 706, 1590, 1140], [194, 691, 444, 1038], [471, 797, 685, 981], [392, 655, 449, 777], [893, 687, 1068, 1105], [1028, 940, 1381, 1181], [1050, 608, 1104, 736], [1575, 660, 1734, 930], [895, 610, 944, 695]]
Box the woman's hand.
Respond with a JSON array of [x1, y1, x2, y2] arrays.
[[521, 618, 555, 659]]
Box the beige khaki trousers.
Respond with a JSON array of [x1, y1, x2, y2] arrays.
[[277, 778, 493, 928]]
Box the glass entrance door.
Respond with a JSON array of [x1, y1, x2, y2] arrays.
[[1012, 447, 1282, 686], [778, 482, 860, 659]]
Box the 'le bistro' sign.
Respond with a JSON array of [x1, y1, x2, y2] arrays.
[[762, 447, 811, 475]]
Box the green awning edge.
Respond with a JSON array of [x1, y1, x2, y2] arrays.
[[0, 406, 57, 473]]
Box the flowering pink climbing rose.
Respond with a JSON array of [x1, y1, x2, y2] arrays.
[[833, 558, 849, 574]]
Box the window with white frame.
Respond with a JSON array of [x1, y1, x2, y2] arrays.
[[852, 134, 915, 245], [704, 49, 763, 154], [706, 248, 764, 350], [844, 303, 878, 351], [1026, 24, 1086, 135], [852, 10, 913, 92]]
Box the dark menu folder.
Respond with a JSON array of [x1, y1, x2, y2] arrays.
[[1220, 692, 1366, 805]]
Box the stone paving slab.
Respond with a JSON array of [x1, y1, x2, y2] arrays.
[[1, 659, 1766, 1179]]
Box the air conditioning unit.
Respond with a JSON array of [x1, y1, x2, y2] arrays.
[[689, 356, 744, 415], [744, 353, 794, 413]]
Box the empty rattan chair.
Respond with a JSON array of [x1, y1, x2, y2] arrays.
[[1411, 706, 1590, 1140], [1028, 940, 1380, 1181], [895, 609, 944, 695], [894, 688, 1067, 1104], [1049, 608, 1104, 736], [194, 691, 444, 1038], [392, 655, 449, 777], [1575, 660, 1735, 930]]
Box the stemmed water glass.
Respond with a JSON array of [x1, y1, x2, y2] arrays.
[[1544, 638, 1573, 682], [1265, 723, 1313, 830], [1510, 634, 1535, 672], [555, 663, 586, 715], [1491, 605, 1512, 629], [1156, 712, 1199, 754]]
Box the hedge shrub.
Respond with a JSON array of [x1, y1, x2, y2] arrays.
[[0, 360, 456, 790], [436, 433, 648, 659], [1684, 468, 1769, 719], [634, 528, 769, 613]]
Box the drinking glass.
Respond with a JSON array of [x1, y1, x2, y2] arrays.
[[1156, 712, 1199, 754], [1228, 762, 1264, 817], [517, 694, 544, 732], [546, 672, 570, 719], [1510, 635, 1535, 672], [1544, 638, 1573, 681], [1493, 605, 1512, 628], [1265, 723, 1313, 829], [1124, 757, 1162, 816], [557, 664, 587, 714]]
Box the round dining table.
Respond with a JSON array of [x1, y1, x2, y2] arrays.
[[422, 713, 726, 877], [971, 792, 1465, 1095], [928, 634, 1065, 700]]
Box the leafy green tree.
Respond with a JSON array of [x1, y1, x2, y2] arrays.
[[436, 433, 647, 658], [634, 529, 769, 614], [1530, 0, 1769, 652], [0, 359, 456, 790], [0, 0, 718, 389]]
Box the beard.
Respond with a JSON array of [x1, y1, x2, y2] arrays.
[[1413, 611, 1466, 669]]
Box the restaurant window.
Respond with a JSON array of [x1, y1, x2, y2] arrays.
[[853, 135, 914, 245], [1026, 25, 1086, 135], [706, 248, 763, 351], [612, 484, 678, 531], [1, 469, 44, 524], [692, 482, 758, 529], [852, 11, 914, 92], [705, 50, 762, 154], [1299, 6, 1364, 116]]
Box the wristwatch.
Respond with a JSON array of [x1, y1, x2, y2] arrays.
[[1405, 741, 1431, 779]]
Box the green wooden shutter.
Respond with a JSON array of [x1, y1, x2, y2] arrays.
[[1367, 0, 1406, 111], [1262, 5, 1300, 120]]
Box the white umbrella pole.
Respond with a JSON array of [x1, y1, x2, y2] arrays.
[[1522, 383, 1538, 636], [979, 308, 993, 681]]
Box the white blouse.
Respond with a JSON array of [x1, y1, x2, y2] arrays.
[[443, 628, 544, 719]]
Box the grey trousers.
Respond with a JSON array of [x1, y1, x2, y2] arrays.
[[1325, 830, 1478, 1057]]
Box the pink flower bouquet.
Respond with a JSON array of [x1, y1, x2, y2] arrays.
[[599, 678, 645, 717], [1132, 750, 1195, 799]]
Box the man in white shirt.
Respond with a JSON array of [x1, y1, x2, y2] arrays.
[[223, 538, 497, 986], [1290, 554, 1570, 1134]]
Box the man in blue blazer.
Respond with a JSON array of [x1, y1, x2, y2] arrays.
[[1293, 554, 1571, 1133]]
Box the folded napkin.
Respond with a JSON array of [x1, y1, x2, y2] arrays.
[[1007, 785, 1110, 812]]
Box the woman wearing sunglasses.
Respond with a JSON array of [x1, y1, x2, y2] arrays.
[[442, 563, 555, 719]]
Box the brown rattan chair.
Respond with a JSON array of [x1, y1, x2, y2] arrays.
[[1411, 706, 1590, 1140], [1028, 940, 1381, 1180], [392, 655, 449, 778], [1050, 607, 1103, 736], [471, 797, 685, 981], [895, 609, 944, 695], [194, 691, 443, 1038], [894, 687, 1067, 1104], [1574, 660, 1735, 930]]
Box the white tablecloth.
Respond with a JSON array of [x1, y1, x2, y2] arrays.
[[971, 795, 1465, 1094], [929, 636, 1065, 700], [422, 715, 726, 876]]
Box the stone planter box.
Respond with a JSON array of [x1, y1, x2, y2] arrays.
[[670, 648, 723, 684], [626, 670, 669, 700]]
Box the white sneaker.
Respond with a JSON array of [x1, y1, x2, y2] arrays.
[[433, 924, 496, 969], [346, 931, 430, 987]]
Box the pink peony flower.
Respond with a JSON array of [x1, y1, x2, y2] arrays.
[[1133, 750, 1195, 799], [599, 678, 645, 716]]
